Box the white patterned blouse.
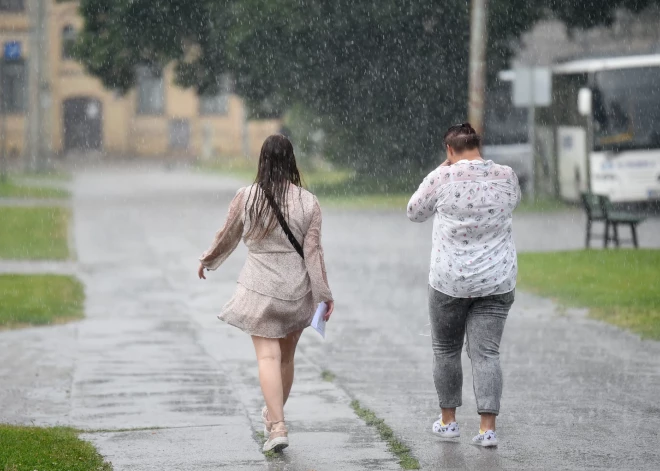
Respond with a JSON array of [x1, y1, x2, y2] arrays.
[[407, 159, 521, 298]]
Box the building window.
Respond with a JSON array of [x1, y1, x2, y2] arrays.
[[199, 75, 232, 116], [0, 60, 26, 113], [136, 65, 164, 115], [199, 94, 229, 115], [169, 119, 190, 149], [0, 0, 24, 12], [62, 25, 77, 60]]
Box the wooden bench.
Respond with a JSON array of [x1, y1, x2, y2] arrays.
[[581, 193, 646, 248]]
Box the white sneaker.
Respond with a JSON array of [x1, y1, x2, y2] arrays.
[[472, 429, 498, 447], [432, 417, 460, 438]]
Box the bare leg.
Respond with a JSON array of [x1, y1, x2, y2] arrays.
[[279, 329, 303, 406], [252, 336, 284, 422], [441, 407, 457, 424], [480, 413, 496, 431]]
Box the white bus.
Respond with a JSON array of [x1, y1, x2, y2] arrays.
[[538, 54, 660, 203]]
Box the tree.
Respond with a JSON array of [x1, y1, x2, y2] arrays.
[[69, 0, 659, 176]]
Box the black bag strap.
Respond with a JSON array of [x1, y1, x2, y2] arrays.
[[260, 184, 305, 259]]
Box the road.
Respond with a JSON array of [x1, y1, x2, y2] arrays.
[[1, 165, 659, 470]]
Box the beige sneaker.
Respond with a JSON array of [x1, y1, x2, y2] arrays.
[[263, 420, 289, 453]]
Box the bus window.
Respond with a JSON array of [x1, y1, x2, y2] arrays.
[[593, 66, 660, 151], [483, 83, 528, 146]]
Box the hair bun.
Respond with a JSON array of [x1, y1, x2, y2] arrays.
[[444, 122, 481, 151], [461, 122, 476, 134]]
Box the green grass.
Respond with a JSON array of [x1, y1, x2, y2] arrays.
[[198, 156, 352, 186], [198, 157, 574, 211], [321, 369, 336, 382], [351, 400, 420, 470], [308, 173, 414, 210], [0, 179, 69, 199], [0, 207, 70, 260], [518, 250, 660, 339], [515, 196, 572, 213], [254, 430, 279, 458], [197, 156, 257, 182], [15, 171, 72, 182], [317, 193, 408, 210], [0, 425, 111, 471], [0, 275, 84, 328], [198, 157, 411, 209]]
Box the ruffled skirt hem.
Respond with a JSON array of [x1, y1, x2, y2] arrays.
[[218, 284, 315, 338]]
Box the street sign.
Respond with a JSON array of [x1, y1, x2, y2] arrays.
[[513, 67, 551, 107], [3, 41, 21, 61]]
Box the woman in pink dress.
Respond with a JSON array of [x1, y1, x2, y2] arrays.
[[198, 134, 334, 452]]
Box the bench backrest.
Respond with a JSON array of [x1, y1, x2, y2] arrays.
[[581, 193, 605, 219], [598, 194, 616, 217]]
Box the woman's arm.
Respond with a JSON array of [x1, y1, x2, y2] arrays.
[[198, 189, 245, 276], [407, 167, 445, 223], [303, 199, 334, 315]]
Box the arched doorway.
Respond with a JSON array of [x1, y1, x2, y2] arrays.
[[63, 98, 103, 151]]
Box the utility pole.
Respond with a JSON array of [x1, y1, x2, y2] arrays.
[[468, 0, 489, 135], [25, 0, 50, 173], [26, 0, 40, 172], [38, 0, 51, 171], [0, 59, 6, 182]]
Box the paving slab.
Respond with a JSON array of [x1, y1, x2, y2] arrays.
[[82, 424, 265, 470], [0, 323, 77, 425]]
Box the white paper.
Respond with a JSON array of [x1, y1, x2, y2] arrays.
[[311, 303, 328, 339]]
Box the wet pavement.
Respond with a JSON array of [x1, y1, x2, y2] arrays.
[[0, 260, 77, 275], [0, 198, 71, 207], [1, 165, 659, 470]]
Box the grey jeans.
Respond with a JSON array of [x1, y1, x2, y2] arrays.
[[428, 286, 515, 415]]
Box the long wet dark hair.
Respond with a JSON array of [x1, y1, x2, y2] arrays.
[[245, 134, 303, 240]]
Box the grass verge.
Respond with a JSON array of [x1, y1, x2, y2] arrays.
[[0, 178, 69, 199], [198, 157, 411, 210], [198, 157, 572, 212], [0, 275, 84, 329], [514, 197, 572, 213], [0, 425, 111, 471], [0, 207, 69, 260], [321, 369, 336, 382], [351, 400, 420, 470], [518, 250, 660, 339]]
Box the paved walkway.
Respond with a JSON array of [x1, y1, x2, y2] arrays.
[[0, 198, 70, 207], [0, 260, 77, 275], [1, 165, 659, 470]]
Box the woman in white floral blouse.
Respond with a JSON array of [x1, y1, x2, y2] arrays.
[[407, 122, 521, 447]]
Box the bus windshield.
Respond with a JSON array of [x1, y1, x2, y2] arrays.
[[483, 83, 528, 146], [593, 66, 660, 151]]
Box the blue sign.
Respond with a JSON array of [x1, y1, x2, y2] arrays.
[[4, 41, 22, 61]]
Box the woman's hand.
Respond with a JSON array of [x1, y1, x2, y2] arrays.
[[197, 263, 207, 280], [324, 300, 334, 321]]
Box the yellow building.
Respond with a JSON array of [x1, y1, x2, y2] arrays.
[[0, 0, 279, 162]]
